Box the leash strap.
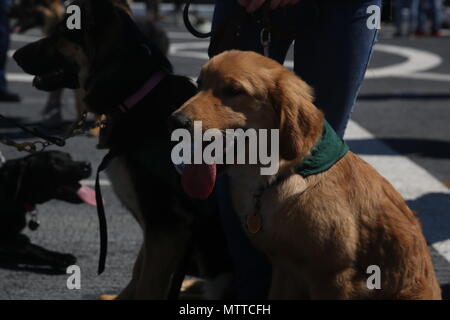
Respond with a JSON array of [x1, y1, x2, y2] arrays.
[[260, 28, 271, 57], [95, 150, 117, 274], [0, 114, 65, 147], [183, 0, 211, 38], [260, 2, 271, 57]]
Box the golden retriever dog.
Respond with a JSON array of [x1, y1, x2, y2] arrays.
[[172, 50, 441, 299]]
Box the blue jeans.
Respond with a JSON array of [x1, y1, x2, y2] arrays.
[[213, 0, 380, 299], [394, 0, 420, 34], [418, 0, 443, 32], [0, 0, 11, 92]]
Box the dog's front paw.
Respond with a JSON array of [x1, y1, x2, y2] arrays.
[[97, 294, 118, 300]]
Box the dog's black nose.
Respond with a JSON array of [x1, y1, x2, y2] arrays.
[[170, 113, 192, 130]]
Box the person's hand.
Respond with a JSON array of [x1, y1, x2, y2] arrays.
[[238, 0, 300, 13]]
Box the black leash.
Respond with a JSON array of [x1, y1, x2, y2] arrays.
[[183, 0, 211, 38], [183, 0, 271, 40], [0, 114, 66, 147], [95, 149, 117, 274]]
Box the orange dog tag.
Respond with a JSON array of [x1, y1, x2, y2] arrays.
[[246, 214, 262, 234]]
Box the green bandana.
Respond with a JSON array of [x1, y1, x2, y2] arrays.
[[296, 120, 349, 177]]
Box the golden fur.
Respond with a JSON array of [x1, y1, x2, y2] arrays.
[[173, 50, 441, 299]]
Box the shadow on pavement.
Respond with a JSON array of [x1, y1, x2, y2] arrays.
[[0, 263, 66, 275], [409, 194, 450, 296], [408, 193, 450, 244], [358, 93, 450, 100], [347, 138, 450, 159]]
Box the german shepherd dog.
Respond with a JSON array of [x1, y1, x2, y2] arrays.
[[13, 0, 232, 299], [10, 0, 169, 129], [10, 0, 84, 126], [0, 151, 94, 271]]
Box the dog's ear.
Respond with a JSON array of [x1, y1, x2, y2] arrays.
[[274, 72, 324, 160]]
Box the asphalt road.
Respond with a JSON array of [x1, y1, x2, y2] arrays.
[[0, 6, 449, 299]]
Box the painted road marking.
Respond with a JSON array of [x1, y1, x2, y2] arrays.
[[82, 179, 111, 186], [10, 34, 40, 42], [366, 44, 442, 78], [6, 73, 33, 82]]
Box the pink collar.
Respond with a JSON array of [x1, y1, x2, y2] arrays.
[[119, 72, 166, 112]]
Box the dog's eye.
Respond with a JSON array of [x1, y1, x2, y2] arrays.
[[223, 85, 244, 97]]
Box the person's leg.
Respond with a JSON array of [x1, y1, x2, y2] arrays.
[[215, 177, 271, 299], [416, 0, 427, 34], [430, 0, 443, 33], [211, 0, 296, 300], [0, 0, 19, 101], [212, 0, 269, 300], [410, 0, 422, 34], [212, 0, 293, 62], [293, 0, 381, 137], [0, 0, 9, 93], [393, 0, 406, 35]]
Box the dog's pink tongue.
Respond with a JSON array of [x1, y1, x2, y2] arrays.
[[76, 186, 98, 207], [181, 163, 216, 200]]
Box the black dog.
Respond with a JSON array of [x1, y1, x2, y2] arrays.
[[0, 151, 94, 271]]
